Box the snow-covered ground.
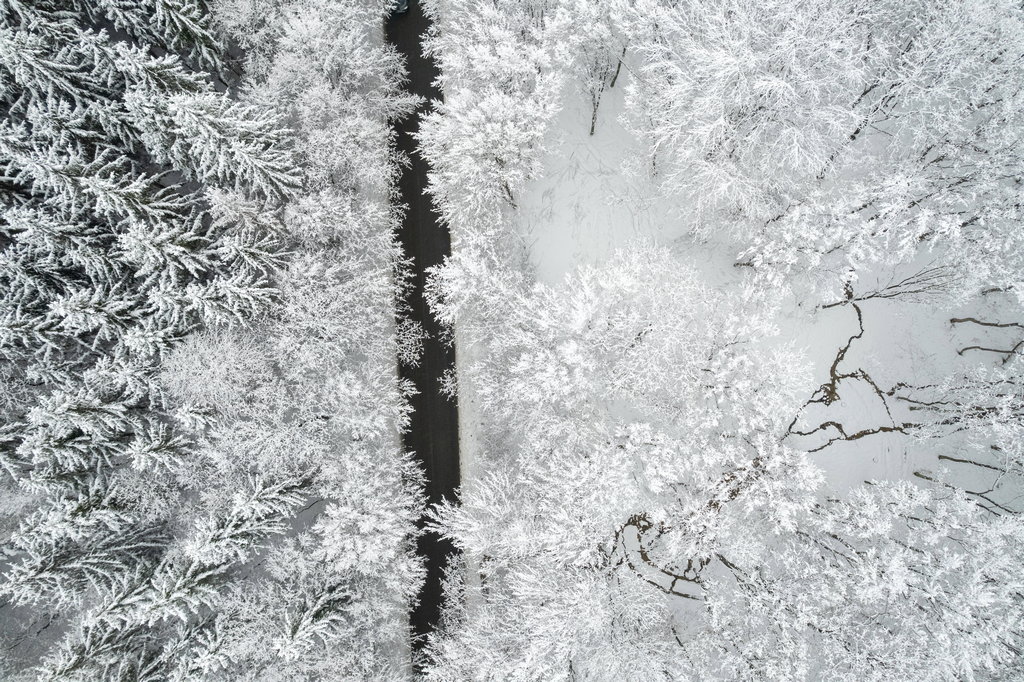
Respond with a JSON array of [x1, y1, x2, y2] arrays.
[[516, 65, 689, 285]]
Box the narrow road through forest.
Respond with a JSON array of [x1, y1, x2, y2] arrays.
[[384, 3, 461, 654]]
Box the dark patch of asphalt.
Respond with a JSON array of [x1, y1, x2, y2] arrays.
[[384, 1, 462, 655]]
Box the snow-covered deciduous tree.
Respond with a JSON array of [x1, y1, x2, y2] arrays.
[[625, 0, 1024, 302], [160, 327, 275, 419], [624, 0, 868, 221], [189, 0, 426, 675], [411, 1, 1024, 678], [892, 363, 1024, 514], [423, 245, 824, 677], [419, 0, 574, 242], [421, 241, 1024, 678], [701, 481, 1024, 680], [567, 1, 626, 136]]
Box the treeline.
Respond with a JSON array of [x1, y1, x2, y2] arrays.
[[0, 1, 422, 679], [418, 1, 1024, 680]]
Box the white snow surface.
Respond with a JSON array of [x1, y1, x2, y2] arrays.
[[515, 68, 691, 285]]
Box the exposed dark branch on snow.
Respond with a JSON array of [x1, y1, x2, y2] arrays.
[[787, 303, 918, 452], [938, 453, 1006, 473], [956, 338, 1024, 365], [914, 471, 1019, 515], [950, 317, 1024, 330], [820, 266, 957, 309], [612, 514, 704, 601]]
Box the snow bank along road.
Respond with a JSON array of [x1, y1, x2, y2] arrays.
[[385, 2, 461, 652]]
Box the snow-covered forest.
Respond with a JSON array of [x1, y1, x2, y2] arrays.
[[2, 0, 1023, 680], [0, 1, 421, 678]]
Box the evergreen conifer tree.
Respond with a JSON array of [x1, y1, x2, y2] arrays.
[[0, 0, 298, 674]]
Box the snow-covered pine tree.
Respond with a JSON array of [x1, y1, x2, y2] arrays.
[[0, 0, 298, 674], [37, 475, 308, 681], [3, 477, 165, 611]]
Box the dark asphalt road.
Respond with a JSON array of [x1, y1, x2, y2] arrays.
[[384, 2, 461, 652]]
